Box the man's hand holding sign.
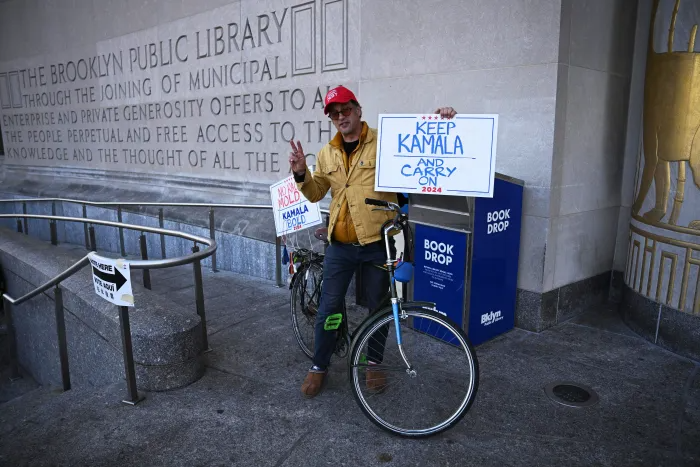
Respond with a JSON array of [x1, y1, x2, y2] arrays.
[[434, 107, 458, 120]]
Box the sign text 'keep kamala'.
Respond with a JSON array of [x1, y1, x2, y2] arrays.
[[375, 114, 499, 197]]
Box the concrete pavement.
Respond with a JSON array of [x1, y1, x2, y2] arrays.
[[0, 266, 698, 466]]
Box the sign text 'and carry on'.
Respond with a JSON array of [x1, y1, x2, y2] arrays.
[[375, 114, 498, 197]]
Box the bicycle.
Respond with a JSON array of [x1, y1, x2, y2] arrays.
[[290, 198, 479, 438]]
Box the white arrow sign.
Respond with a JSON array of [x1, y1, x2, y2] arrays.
[[88, 253, 134, 307]]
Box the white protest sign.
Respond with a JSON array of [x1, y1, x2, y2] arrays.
[[270, 175, 323, 236], [375, 114, 498, 197], [88, 253, 134, 307]]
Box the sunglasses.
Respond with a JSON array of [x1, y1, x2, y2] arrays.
[[328, 106, 354, 120]]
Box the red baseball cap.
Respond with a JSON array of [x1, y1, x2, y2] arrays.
[[323, 85, 358, 114]]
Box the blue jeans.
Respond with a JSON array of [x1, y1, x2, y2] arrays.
[[313, 239, 394, 370]]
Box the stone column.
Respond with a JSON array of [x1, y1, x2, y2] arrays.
[[622, 0, 700, 361]]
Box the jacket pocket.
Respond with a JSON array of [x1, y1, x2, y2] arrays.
[[355, 159, 376, 186], [324, 163, 344, 189]]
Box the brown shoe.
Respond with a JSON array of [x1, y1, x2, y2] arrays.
[[366, 367, 387, 394], [301, 369, 328, 398]]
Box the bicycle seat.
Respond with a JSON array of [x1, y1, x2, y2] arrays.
[[314, 227, 328, 243]]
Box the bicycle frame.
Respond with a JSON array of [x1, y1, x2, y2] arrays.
[[342, 198, 480, 437], [380, 212, 414, 373]]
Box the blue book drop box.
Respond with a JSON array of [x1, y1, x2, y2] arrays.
[[410, 174, 523, 346]]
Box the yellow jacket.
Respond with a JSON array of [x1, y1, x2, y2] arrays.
[[297, 122, 397, 245]]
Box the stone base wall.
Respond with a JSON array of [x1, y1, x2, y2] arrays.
[[620, 284, 700, 362], [515, 272, 612, 332]]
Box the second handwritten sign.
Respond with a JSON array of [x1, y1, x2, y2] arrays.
[[270, 175, 322, 237], [375, 114, 498, 197]]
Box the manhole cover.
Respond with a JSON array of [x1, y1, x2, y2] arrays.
[[544, 381, 599, 408]]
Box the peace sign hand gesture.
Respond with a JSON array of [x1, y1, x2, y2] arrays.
[[289, 140, 307, 175]]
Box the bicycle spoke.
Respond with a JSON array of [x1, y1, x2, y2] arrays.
[[351, 364, 409, 372], [349, 310, 478, 437], [411, 370, 472, 385]]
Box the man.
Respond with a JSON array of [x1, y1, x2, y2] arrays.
[[289, 85, 456, 398]]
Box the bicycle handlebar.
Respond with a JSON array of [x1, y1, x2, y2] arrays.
[[365, 197, 413, 265], [365, 197, 407, 239], [364, 198, 389, 207], [365, 198, 402, 214]]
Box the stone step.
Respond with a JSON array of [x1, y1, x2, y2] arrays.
[[0, 366, 42, 406]]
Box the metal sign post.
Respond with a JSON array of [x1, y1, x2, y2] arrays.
[[87, 253, 143, 405], [54, 286, 71, 391], [2, 295, 21, 381], [119, 305, 144, 405]]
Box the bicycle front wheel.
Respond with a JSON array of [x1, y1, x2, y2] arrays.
[[290, 261, 323, 359], [348, 306, 479, 438]]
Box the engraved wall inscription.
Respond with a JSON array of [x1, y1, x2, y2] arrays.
[[0, 0, 355, 186]]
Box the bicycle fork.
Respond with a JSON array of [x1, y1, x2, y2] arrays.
[[390, 280, 415, 377], [383, 221, 415, 376]]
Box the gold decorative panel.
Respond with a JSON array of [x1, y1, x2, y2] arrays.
[[632, 0, 700, 230], [626, 222, 699, 314], [627, 0, 700, 315]]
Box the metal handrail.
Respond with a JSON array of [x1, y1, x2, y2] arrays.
[[0, 198, 276, 209], [0, 194, 331, 400], [0, 197, 331, 214], [0, 196, 330, 278], [0, 213, 217, 398], [0, 214, 215, 269], [3, 255, 91, 306]]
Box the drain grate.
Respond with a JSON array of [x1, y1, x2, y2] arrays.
[[544, 381, 599, 408]]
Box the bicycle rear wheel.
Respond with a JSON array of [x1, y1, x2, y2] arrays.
[[290, 261, 323, 359], [348, 305, 479, 438]]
